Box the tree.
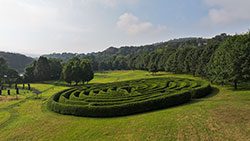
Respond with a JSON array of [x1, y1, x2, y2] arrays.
[[62, 61, 73, 85], [66, 57, 83, 85], [0, 57, 19, 85], [24, 61, 36, 83], [175, 47, 192, 73], [81, 60, 94, 84], [208, 33, 250, 89], [71, 60, 83, 85], [62, 57, 92, 85], [34, 57, 51, 81], [166, 51, 178, 73], [0, 57, 7, 68], [49, 58, 62, 80], [148, 63, 158, 75], [0, 57, 8, 78], [184, 48, 203, 76], [112, 55, 128, 70], [196, 40, 220, 77]]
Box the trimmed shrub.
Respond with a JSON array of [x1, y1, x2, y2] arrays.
[[47, 77, 212, 117]]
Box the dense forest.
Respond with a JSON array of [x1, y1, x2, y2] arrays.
[[0, 52, 33, 73], [44, 32, 250, 89]]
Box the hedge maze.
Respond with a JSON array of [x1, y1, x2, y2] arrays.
[[48, 78, 212, 117]]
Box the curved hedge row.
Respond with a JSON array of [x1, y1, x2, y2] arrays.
[[48, 78, 212, 117]]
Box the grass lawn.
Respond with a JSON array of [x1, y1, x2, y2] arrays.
[[0, 70, 249, 141]]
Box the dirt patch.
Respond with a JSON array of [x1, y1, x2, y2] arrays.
[[0, 96, 19, 102]]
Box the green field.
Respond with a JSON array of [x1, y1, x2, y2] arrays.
[[0, 70, 249, 140]]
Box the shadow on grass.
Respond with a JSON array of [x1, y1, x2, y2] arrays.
[[197, 87, 219, 99]]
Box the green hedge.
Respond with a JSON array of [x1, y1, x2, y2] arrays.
[[48, 91, 191, 117], [47, 77, 212, 117]]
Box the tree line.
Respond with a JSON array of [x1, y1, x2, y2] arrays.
[[77, 32, 249, 89], [23, 56, 94, 85]]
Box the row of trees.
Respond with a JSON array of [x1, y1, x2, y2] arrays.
[[22, 32, 249, 89], [79, 32, 249, 89], [23, 57, 94, 85], [209, 33, 250, 89], [24, 57, 62, 82]]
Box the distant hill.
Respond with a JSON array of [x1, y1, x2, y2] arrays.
[[43, 52, 78, 61], [43, 37, 207, 61], [0, 52, 34, 73]]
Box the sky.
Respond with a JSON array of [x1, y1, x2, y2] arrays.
[[0, 0, 249, 56]]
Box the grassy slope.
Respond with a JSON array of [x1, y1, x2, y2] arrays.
[[0, 70, 249, 141]]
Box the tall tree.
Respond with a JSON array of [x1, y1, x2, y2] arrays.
[[62, 61, 74, 85], [81, 60, 94, 84], [34, 57, 51, 81], [0, 57, 8, 78], [70, 58, 84, 85], [208, 33, 250, 89], [24, 61, 36, 83], [49, 58, 62, 80], [196, 40, 220, 77]]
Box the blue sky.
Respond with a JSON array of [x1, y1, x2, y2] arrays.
[[0, 0, 249, 55]]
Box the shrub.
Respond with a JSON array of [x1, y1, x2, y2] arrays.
[[47, 77, 212, 117]]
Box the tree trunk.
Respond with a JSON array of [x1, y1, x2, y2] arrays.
[[221, 81, 224, 86], [234, 80, 238, 90]]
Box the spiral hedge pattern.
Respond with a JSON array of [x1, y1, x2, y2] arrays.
[[48, 78, 212, 117]]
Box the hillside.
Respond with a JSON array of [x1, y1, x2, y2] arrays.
[[43, 34, 228, 72], [0, 52, 34, 73], [43, 37, 209, 61]]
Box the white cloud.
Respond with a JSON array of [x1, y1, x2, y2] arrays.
[[82, 0, 139, 7], [0, 0, 166, 55], [204, 0, 250, 25], [0, 0, 96, 54], [0, 0, 89, 33], [117, 13, 166, 35]]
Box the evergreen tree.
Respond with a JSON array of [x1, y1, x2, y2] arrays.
[[166, 52, 178, 73], [196, 40, 220, 77], [208, 33, 250, 89]]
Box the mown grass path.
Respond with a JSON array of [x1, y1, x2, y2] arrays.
[[0, 70, 249, 141]]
